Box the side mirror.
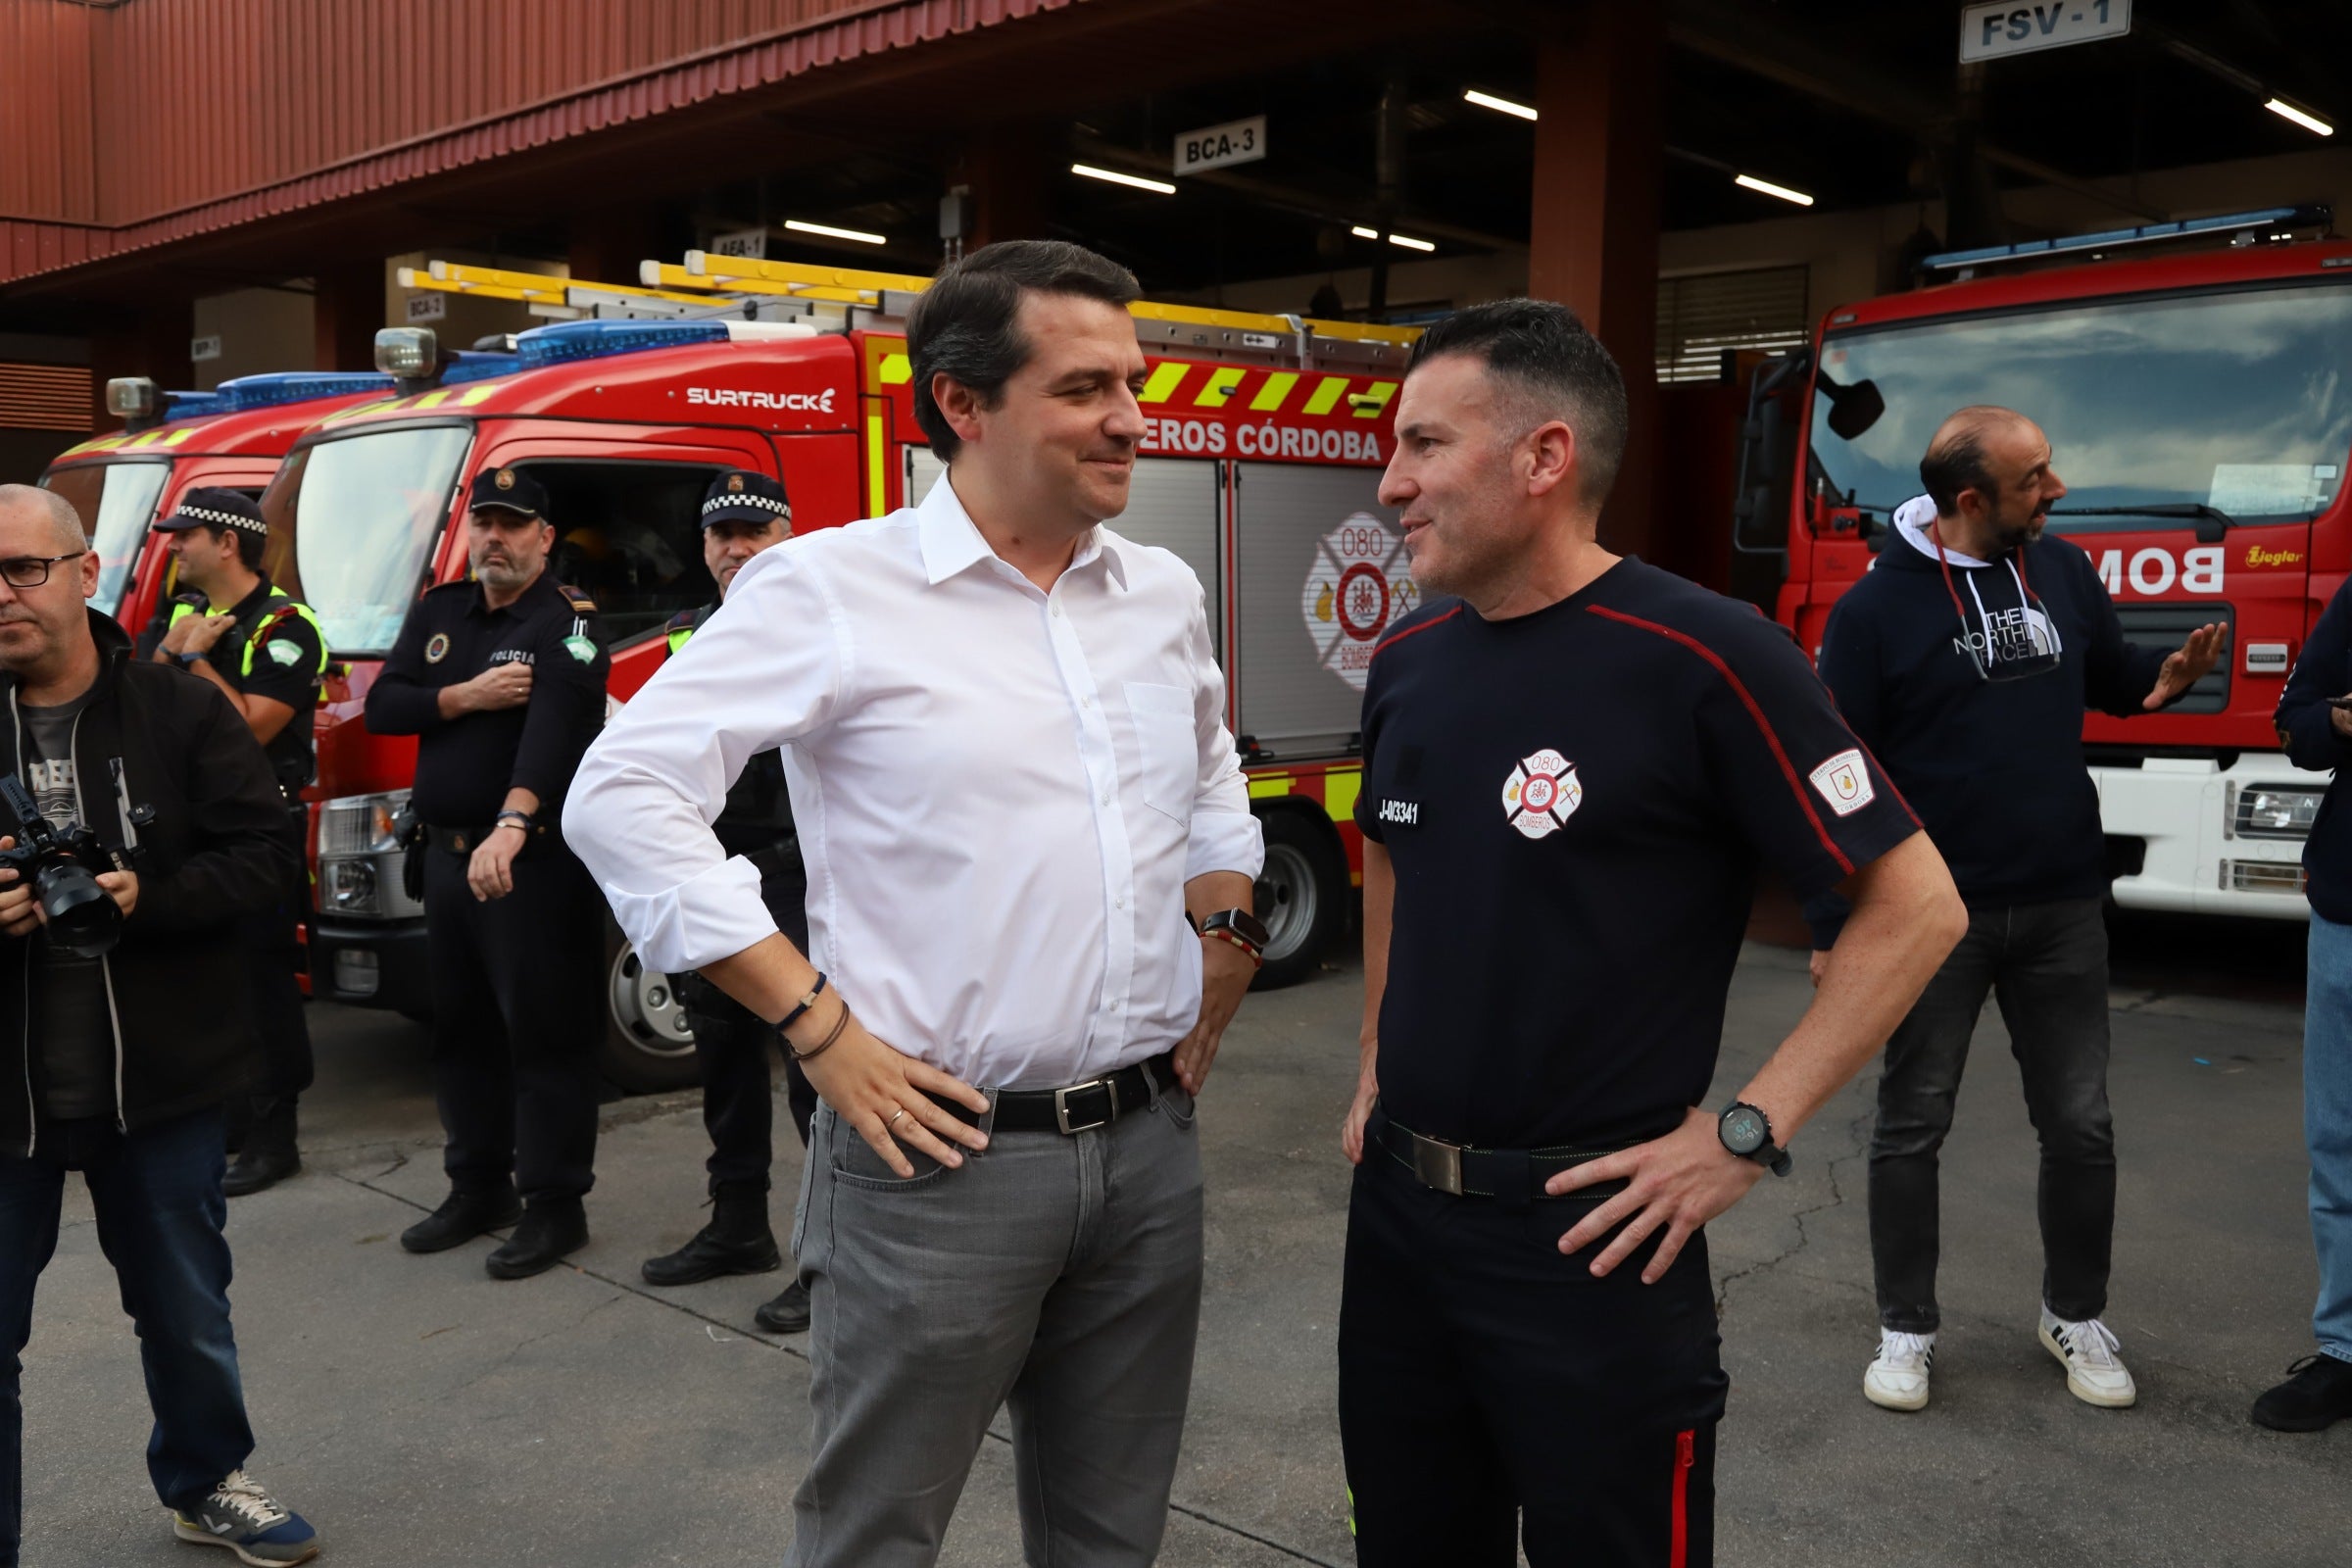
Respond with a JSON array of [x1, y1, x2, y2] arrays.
[[1822, 375, 1885, 442]]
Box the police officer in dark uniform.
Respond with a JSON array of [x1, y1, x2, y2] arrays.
[[365, 466, 612, 1280], [639, 469, 819, 1335], [146, 488, 326, 1198], [1335, 301, 1966, 1565]]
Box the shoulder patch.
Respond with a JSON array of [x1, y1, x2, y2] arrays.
[[558, 582, 597, 614], [267, 639, 303, 667]]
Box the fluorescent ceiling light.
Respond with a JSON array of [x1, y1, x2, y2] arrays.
[[1734, 172, 1815, 207], [1072, 163, 1177, 194], [2265, 98, 2334, 136], [784, 219, 886, 245], [1351, 226, 1437, 252], [1463, 88, 1538, 122]]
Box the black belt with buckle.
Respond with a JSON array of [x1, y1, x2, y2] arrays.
[[1372, 1109, 1630, 1200], [933, 1053, 1179, 1136]]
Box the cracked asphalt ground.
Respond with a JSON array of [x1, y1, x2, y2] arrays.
[[17, 921, 2346, 1566]]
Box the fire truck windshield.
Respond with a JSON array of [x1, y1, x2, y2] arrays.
[[1812, 281, 2352, 531], [266, 424, 470, 656], [39, 460, 169, 616]]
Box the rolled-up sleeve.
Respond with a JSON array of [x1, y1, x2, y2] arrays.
[[564, 545, 843, 972], [1180, 582, 1263, 882]]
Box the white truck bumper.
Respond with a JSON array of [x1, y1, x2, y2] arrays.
[[2094, 756, 2313, 919]]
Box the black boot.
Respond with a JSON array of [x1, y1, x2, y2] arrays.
[[754, 1279, 810, 1335], [222, 1099, 300, 1198], [485, 1197, 589, 1280], [2252, 1354, 2352, 1432], [400, 1183, 522, 1253], [641, 1186, 781, 1287]]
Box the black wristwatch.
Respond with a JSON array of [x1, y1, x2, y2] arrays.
[[1199, 908, 1270, 960], [1718, 1101, 1792, 1177]]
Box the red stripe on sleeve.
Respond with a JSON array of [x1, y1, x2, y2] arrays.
[[1586, 604, 1854, 877], [1370, 604, 1462, 662]]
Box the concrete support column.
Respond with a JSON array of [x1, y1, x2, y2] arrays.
[[963, 123, 1048, 250], [1528, 4, 1662, 558], [88, 302, 195, 429], [313, 260, 383, 372]]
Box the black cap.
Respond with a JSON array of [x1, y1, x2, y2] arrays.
[[699, 469, 791, 530], [155, 486, 269, 539], [466, 466, 547, 518]]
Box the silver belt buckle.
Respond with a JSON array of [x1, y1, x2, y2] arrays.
[[1410, 1131, 1464, 1196], [1054, 1076, 1116, 1135]]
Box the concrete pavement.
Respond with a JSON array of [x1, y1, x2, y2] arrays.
[[16, 934, 2345, 1567]]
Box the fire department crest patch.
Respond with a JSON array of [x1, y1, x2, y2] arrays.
[[494, 467, 515, 491], [424, 633, 451, 663], [1501, 748, 1581, 839], [1807, 748, 1875, 816]]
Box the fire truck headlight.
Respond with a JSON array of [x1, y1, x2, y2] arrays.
[[318, 789, 423, 918], [373, 327, 437, 378], [2235, 784, 2327, 840], [322, 857, 379, 913]]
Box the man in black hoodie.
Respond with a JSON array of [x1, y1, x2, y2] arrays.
[[0, 485, 318, 1565], [1812, 407, 2221, 1416]]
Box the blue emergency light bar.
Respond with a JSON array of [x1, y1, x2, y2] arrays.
[[1919, 204, 2332, 274], [212, 371, 397, 413], [158, 390, 230, 421], [440, 350, 525, 385], [512, 318, 730, 369]]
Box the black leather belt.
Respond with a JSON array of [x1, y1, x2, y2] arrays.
[[1372, 1109, 1630, 1200], [933, 1053, 1179, 1136], [425, 821, 551, 856]]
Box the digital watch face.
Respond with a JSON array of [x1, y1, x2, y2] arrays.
[[1723, 1106, 1767, 1153]]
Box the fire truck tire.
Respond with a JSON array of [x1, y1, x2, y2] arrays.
[[598, 919, 702, 1095], [1252, 808, 1347, 992]]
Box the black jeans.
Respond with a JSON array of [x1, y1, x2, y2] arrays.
[[1869, 897, 2116, 1332], [675, 973, 814, 1197], [422, 838, 604, 1204]]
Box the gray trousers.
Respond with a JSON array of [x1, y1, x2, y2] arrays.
[[784, 1082, 1205, 1568]]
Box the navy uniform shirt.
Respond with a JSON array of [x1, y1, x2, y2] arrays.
[[191, 581, 326, 791], [1356, 558, 1919, 1152], [365, 571, 611, 829]]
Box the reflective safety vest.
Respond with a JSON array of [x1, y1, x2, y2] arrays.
[[168, 587, 329, 684], [664, 602, 713, 658]]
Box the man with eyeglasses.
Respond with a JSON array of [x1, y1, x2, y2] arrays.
[[1810, 405, 2223, 1415], [0, 484, 318, 1565]]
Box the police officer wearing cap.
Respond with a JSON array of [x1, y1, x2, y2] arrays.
[[365, 466, 612, 1279], [640, 468, 819, 1335], [147, 488, 326, 1199]]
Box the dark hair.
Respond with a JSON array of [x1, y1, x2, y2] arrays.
[[1919, 408, 2015, 514], [201, 520, 268, 572], [1407, 299, 1630, 505], [907, 240, 1142, 462]]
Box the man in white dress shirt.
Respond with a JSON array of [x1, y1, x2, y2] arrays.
[[564, 240, 1265, 1567]]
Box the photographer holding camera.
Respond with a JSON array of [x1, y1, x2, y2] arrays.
[[0, 486, 318, 1566]]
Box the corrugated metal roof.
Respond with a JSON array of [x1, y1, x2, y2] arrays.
[[1, 0, 1073, 287]]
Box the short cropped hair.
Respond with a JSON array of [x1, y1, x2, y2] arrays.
[[199, 519, 268, 572], [0, 483, 87, 552], [1406, 299, 1631, 505], [907, 241, 1143, 462], [1920, 406, 2023, 515]]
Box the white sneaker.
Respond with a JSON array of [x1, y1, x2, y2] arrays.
[[2038, 1307, 2137, 1407], [1863, 1329, 1936, 1411]]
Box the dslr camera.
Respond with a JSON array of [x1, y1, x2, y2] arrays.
[[0, 774, 127, 958]]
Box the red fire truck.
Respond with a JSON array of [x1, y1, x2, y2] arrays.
[[38, 372, 397, 636], [269, 256, 1417, 1090], [1739, 204, 2351, 922]]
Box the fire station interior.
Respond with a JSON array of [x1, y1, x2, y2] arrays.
[[13, 0, 2352, 582]]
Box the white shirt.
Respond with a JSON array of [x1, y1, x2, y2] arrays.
[[564, 474, 1263, 1090]]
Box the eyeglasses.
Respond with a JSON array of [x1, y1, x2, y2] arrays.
[[0, 552, 84, 589]]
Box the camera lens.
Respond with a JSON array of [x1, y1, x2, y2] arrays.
[[35, 863, 121, 959]]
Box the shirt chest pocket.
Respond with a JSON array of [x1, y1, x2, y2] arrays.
[[1125, 681, 1197, 825]]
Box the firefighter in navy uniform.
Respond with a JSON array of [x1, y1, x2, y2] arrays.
[[364, 466, 612, 1280], [641, 469, 820, 1336], [146, 488, 326, 1199]]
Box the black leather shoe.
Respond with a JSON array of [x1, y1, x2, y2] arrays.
[[399, 1186, 522, 1254], [221, 1145, 300, 1198], [2252, 1354, 2352, 1432], [485, 1199, 589, 1280], [642, 1200, 782, 1286], [754, 1279, 810, 1335]]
